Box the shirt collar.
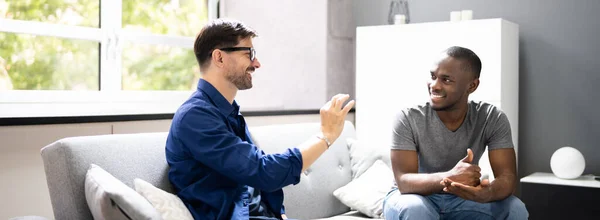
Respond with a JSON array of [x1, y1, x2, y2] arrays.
[[197, 79, 240, 116]]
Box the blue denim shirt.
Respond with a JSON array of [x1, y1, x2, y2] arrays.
[[166, 79, 303, 219]]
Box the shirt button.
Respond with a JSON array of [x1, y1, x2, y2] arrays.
[[338, 164, 343, 170]]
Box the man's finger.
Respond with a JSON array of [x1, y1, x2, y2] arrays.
[[330, 94, 346, 109], [451, 182, 478, 195], [342, 100, 355, 114], [474, 165, 481, 173], [475, 172, 482, 179], [440, 178, 455, 188], [336, 95, 350, 110], [445, 183, 464, 194], [461, 148, 474, 163], [330, 97, 339, 109], [322, 101, 332, 110], [467, 148, 474, 163], [447, 182, 475, 199], [480, 179, 491, 187]]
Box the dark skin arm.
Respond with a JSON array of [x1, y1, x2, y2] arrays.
[[391, 148, 481, 195], [442, 148, 517, 203]]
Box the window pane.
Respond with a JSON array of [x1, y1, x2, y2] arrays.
[[122, 43, 200, 91], [0, 32, 99, 90], [0, 0, 100, 27], [123, 0, 208, 37]]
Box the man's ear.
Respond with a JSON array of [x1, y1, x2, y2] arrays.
[[211, 49, 225, 68], [468, 78, 480, 94]]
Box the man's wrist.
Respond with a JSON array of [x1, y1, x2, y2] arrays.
[[438, 171, 451, 181], [315, 133, 332, 149]]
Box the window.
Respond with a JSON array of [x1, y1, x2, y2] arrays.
[[0, 0, 216, 118]]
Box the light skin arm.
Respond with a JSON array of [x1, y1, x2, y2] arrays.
[[299, 94, 355, 172], [392, 148, 482, 195], [282, 94, 353, 219], [442, 148, 517, 203], [279, 94, 353, 219]]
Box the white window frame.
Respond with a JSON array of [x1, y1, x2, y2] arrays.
[[0, 0, 219, 118]]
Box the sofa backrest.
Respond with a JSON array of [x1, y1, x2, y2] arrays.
[[249, 121, 355, 219], [41, 121, 355, 220], [41, 132, 172, 220]]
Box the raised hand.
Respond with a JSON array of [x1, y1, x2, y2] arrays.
[[319, 94, 355, 144]]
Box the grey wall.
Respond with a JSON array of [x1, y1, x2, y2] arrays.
[[327, 0, 356, 100], [354, 0, 600, 179], [221, 0, 356, 110]]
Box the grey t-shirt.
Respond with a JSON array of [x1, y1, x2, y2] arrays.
[[391, 101, 514, 173]]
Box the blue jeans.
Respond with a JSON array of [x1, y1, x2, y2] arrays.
[[383, 190, 528, 220]]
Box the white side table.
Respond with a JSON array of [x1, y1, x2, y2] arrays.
[[520, 172, 600, 220]]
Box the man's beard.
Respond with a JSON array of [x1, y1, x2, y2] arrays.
[[227, 67, 254, 90]]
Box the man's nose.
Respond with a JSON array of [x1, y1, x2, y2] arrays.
[[429, 78, 441, 90], [252, 58, 261, 69]]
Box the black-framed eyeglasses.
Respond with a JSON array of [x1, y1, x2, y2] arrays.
[[219, 47, 256, 62]]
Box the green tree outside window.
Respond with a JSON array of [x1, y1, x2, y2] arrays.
[[0, 0, 206, 91]]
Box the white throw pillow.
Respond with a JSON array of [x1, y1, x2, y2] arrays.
[[134, 178, 194, 220], [347, 138, 391, 179], [333, 160, 394, 218], [84, 164, 162, 220]]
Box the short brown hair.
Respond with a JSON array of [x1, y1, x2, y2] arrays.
[[193, 19, 257, 71]]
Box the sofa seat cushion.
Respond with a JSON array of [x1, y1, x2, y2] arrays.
[[315, 211, 375, 219]]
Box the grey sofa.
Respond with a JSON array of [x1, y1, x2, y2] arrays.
[[41, 121, 372, 220]]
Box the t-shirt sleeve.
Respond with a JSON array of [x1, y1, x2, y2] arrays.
[[391, 110, 417, 151], [486, 110, 514, 150]]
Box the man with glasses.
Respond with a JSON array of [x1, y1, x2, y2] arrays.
[[165, 19, 355, 220]]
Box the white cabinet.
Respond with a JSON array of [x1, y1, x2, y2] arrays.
[[355, 19, 519, 180]]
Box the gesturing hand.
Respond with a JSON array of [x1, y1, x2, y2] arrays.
[[319, 94, 355, 143], [442, 178, 493, 203], [442, 149, 481, 187]]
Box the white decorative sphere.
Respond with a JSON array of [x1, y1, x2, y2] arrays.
[[550, 146, 586, 179]]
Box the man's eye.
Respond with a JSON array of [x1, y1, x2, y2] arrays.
[[444, 78, 451, 82]]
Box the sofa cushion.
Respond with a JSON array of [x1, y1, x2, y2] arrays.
[[134, 178, 193, 220], [314, 211, 372, 220], [84, 164, 162, 220], [347, 138, 391, 179], [333, 160, 393, 218]]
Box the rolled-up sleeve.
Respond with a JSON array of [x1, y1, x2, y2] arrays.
[[173, 106, 303, 192]]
